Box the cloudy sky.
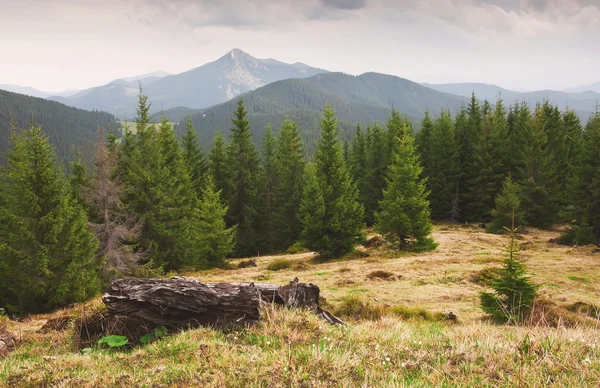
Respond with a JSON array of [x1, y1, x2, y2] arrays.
[[1, 0, 599, 92]]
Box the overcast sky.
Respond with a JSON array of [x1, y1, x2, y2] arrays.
[[1, 0, 599, 92]]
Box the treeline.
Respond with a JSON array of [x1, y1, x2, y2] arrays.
[[1, 89, 598, 315]]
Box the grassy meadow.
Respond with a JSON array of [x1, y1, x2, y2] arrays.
[[1, 224, 599, 387]]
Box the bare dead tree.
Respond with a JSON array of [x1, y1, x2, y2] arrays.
[[87, 127, 146, 279]]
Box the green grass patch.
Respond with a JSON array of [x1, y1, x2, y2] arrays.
[[266, 259, 292, 271], [568, 276, 589, 283]]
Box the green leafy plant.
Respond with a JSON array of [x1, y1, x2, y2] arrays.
[[98, 335, 129, 348], [140, 325, 168, 345], [81, 348, 93, 355]]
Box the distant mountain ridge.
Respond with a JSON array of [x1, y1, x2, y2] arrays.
[[177, 71, 471, 151], [49, 49, 328, 119], [423, 82, 600, 119], [563, 81, 600, 94]]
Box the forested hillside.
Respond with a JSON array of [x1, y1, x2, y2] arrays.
[[177, 72, 470, 150], [0, 89, 118, 165]]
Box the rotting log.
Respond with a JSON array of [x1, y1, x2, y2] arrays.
[[101, 276, 345, 330]]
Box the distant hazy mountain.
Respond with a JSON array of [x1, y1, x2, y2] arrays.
[[0, 89, 118, 166], [177, 72, 470, 151], [121, 71, 170, 83], [50, 49, 328, 119], [563, 81, 600, 94], [424, 82, 600, 120], [0, 84, 49, 98]]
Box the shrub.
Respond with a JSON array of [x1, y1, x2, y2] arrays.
[[285, 243, 309, 255], [470, 267, 502, 286], [556, 224, 596, 246], [266, 259, 292, 271], [237, 259, 257, 269], [332, 296, 385, 320]]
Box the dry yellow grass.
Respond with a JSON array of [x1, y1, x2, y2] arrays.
[[1, 224, 599, 387]]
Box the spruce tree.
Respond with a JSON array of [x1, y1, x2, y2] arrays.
[[486, 175, 525, 234], [275, 118, 306, 249], [415, 110, 434, 178], [481, 217, 538, 324], [375, 135, 434, 249], [386, 108, 411, 158], [0, 125, 100, 314], [181, 116, 207, 199], [517, 104, 557, 227], [147, 116, 201, 270], [428, 110, 461, 220], [349, 125, 369, 215], [69, 150, 90, 208], [299, 103, 364, 259], [364, 124, 388, 225], [209, 133, 229, 201], [256, 126, 279, 253], [466, 99, 509, 221], [194, 175, 235, 268], [226, 99, 260, 257], [456, 95, 482, 218]]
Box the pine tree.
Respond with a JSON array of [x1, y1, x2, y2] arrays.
[[147, 116, 200, 270], [226, 99, 260, 257], [275, 118, 306, 249], [481, 217, 538, 324], [69, 150, 90, 209], [466, 99, 509, 222], [375, 135, 434, 249], [349, 125, 369, 215], [194, 175, 235, 268], [299, 103, 364, 259], [209, 133, 229, 201], [573, 111, 600, 244], [256, 126, 279, 253], [181, 116, 207, 199], [0, 125, 100, 314], [486, 175, 525, 234], [415, 110, 434, 178], [428, 110, 461, 220], [386, 108, 410, 158], [456, 95, 482, 218], [364, 124, 388, 225], [516, 104, 557, 227]]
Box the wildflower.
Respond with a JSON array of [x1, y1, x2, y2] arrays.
[[401, 362, 407, 368], [167, 344, 171, 347], [386, 357, 391, 362], [267, 341, 271, 345]]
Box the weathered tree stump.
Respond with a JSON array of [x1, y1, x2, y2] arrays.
[[101, 276, 345, 330], [102, 277, 261, 328]]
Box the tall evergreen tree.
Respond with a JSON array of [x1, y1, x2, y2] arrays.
[[375, 135, 433, 249], [364, 124, 388, 225], [226, 99, 260, 257], [415, 110, 434, 178], [386, 108, 410, 158], [575, 112, 600, 243], [428, 110, 461, 220], [256, 126, 279, 253], [466, 99, 508, 221], [516, 104, 558, 227], [275, 118, 306, 249], [299, 103, 364, 259], [194, 175, 235, 268], [69, 150, 90, 209], [349, 125, 369, 216], [209, 133, 229, 201], [181, 116, 207, 199], [0, 125, 100, 314]]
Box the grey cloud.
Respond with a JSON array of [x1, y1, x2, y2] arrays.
[[320, 0, 367, 10]]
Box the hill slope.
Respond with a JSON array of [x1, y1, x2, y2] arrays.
[[0, 90, 118, 165], [177, 72, 470, 150], [424, 82, 600, 119], [51, 49, 328, 119]]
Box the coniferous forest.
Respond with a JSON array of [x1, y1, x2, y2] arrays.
[[0, 88, 599, 315]]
